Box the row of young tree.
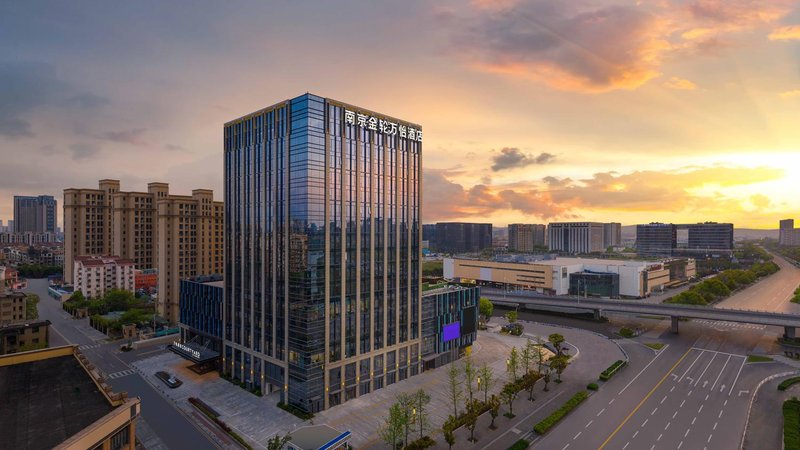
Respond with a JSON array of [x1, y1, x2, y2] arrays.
[[380, 333, 571, 448]]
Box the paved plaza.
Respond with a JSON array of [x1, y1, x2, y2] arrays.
[[132, 321, 624, 449]]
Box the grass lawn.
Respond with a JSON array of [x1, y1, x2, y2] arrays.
[[644, 343, 665, 350], [746, 354, 773, 363]]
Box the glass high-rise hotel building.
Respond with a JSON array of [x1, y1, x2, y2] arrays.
[[223, 94, 421, 412]]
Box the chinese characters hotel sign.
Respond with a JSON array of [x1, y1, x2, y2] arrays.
[[344, 110, 422, 142]]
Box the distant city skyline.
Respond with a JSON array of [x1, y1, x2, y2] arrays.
[[2, 1, 800, 228]]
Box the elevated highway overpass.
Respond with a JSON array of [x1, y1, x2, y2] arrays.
[[487, 292, 800, 337]]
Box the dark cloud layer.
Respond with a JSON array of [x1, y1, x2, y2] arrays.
[[491, 147, 555, 171], [0, 61, 108, 138]]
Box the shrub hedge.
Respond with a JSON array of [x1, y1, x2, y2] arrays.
[[599, 360, 627, 381], [506, 439, 530, 450], [784, 397, 800, 450], [587, 382, 599, 391], [533, 391, 588, 434], [779, 377, 800, 391]]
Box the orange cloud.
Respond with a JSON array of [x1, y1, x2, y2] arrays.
[[663, 76, 697, 90], [780, 89, 800, 98], [769, 25, 800, 40], [452, 0, 793, 93], [423, 165, 784, 222]]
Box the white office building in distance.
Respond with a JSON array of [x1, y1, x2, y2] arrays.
[[73, 255, 135, 299], [548, 222, 606, 254]]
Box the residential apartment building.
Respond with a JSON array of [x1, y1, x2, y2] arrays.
[[0, 231, 58, 245], [13, 195, 57, 233], [64, 179, 120, 280], [64, 180, 222, 323], [547, 222, 605, 254], [157, 190, 223, 323], [508, 223, 546, 252], [779, 219, 800, 247], [73, 255, 135, 299], [432, 222, 492, 253]]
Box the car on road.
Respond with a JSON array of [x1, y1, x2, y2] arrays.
[[156, 371, 182, 388]]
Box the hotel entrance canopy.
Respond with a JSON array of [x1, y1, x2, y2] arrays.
[[168, 340, 219, 364]]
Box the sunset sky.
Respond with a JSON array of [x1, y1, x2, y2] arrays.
[[1, 0, 799, 229]]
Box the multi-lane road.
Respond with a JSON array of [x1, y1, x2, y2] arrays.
[[716, 251, 800, 312], [24, 278, 219, 450]]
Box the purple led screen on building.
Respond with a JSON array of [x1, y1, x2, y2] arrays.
[[443, 322, 460, 342]]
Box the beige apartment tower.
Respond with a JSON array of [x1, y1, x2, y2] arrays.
[[64, 180, 222, 323], [157, 189, 223, 323]]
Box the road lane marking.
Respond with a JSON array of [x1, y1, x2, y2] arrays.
[[685, 428, 690, 437], [695, 353, 717, 386], [598, 348, 693, 450], [657, 433, 662, 441], [586, 420, 593, 428], [711, 355, 732, 391], [661, 395, 667, 404], [642, 419, 648, 427], [562, 445, 570, 450], [619, 344, 672, 395], [698, 405, 704, 413], [633, 431, 639, 439], [670, 386, 675, 392], [705, 394, 709, 401], [719, 409, 724, 418], [680, 399, 686, 407], [673, 411, 678, 419], [665, 422, 671, 430], [622, 443, 629, 450], [692, 417, 697, 425], [708, 434, 713, 443], [609, 398, 615, 405], [574, 432, 581, 440], [597, 408, 606, 416], [680, 349, 705, 382], [713, 422, 717, 430], [724, 399, 728, 406], [651, 407, 658, 416], [729, 357, 747, 396], [678, 440, 683, 449]]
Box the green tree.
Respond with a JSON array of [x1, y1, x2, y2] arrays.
[[504, 310, 518, 324], [69, 290, 86, 303], [521, 339, 533, 375], [463, 355, 476, 403], [379, 403, 405, 450], [548, 333, 565, 356], [501, 383, 518, 417], [488, 394, 501, 429], [397, 392, 415, 447], [478, 363, 494, 404], [266, 433, 292, 450], [447, 362, 463, 418], [105, 289, 135, 311], [550, 354, 569, 382], [465, 401, 479, 442], [479, 297, 494, 324], [507, 346, 519, 382], [414, 389, 431, 441], [543, 371, 551, 392], [25, 294, 39, 320], [443, 416, 456, 450]]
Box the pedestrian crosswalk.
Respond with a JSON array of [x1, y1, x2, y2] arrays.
[[79, 343, 102, 350], [693, 319, 765, 330], [107, 369, 135, 380]]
